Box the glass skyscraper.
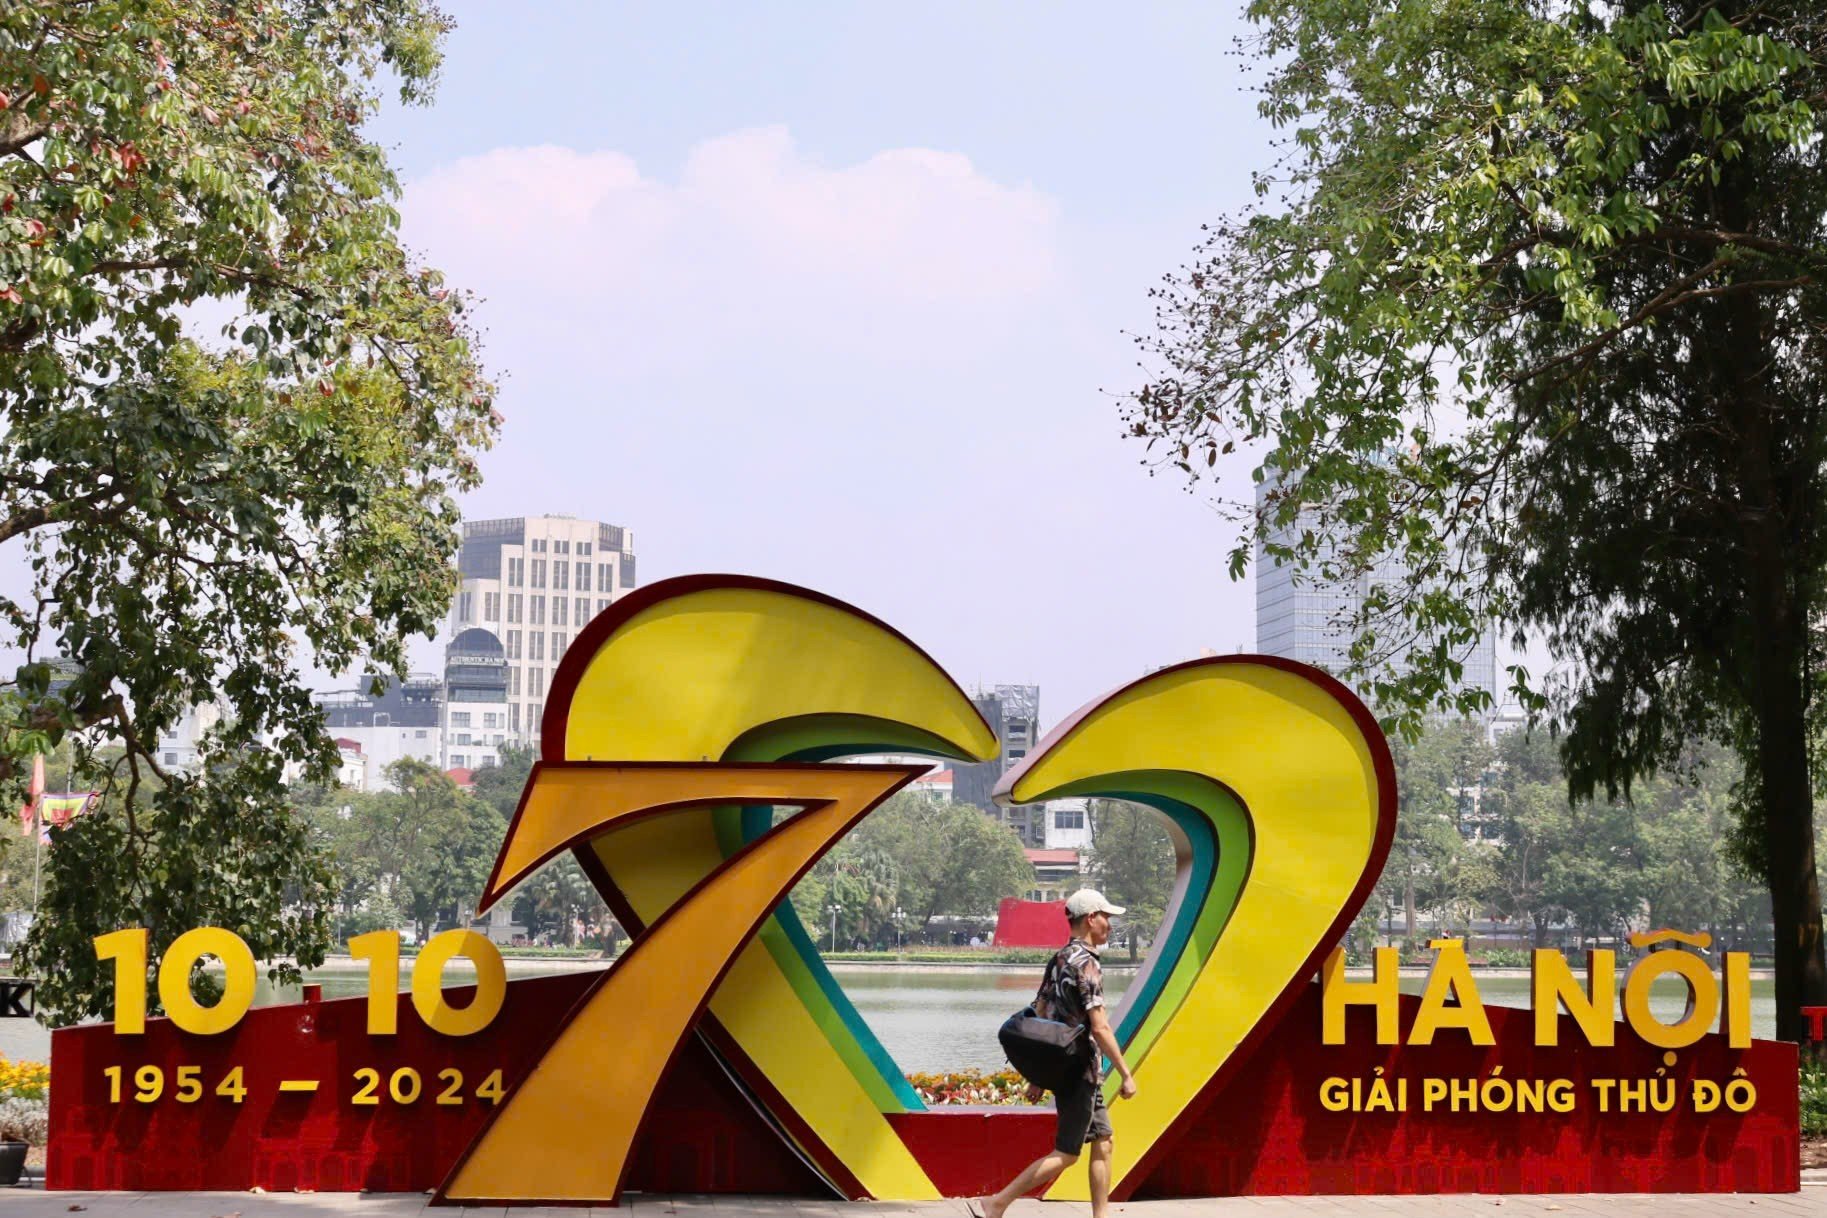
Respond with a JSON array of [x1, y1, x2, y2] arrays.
[[1253, 479, 1499, 708]]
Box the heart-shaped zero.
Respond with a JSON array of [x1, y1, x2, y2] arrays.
[[438, 575, 1394, 1207]]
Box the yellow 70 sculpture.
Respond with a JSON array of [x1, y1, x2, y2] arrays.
[[438, 575, 1394, 1207]]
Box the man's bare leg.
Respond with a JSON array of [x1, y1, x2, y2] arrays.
[[978, 1149, 1079, 1218], [1087, 1136, 1113, 1218]]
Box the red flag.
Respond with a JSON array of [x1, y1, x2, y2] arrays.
[[18, 752, 43, 837]]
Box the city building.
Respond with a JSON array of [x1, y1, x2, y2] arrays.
[[951, 684, 1045, 846], [332, 738, 366, 790], [447, 515, 638, 751], [1254, 478, 1500, 709], [443, 627, 511, 772], [315, 675, 443, 791], [909, 766, 953, 800], [155, 701, 226, 774], [1023, 847, 1085, 903], [470, 903, 526, 946], [1043, 796, 1092, 851]]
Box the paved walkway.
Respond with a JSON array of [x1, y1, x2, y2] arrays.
[[3, 1190, 1827, 1217]]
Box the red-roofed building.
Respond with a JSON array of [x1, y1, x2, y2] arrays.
[[445, 767, 475, 791], [1023, 846, 1086, 903], [911, 767, 953, 799], [332, 738, 365, 791]]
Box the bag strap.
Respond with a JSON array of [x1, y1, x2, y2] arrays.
[[1036, 946, 1063, 1002]]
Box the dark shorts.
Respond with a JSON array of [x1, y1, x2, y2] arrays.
[[1054, 1078, 1113, 1153]]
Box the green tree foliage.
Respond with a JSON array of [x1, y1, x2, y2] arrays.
[[470, 745, 534, 821], [2, 3, 493, 1021], [388, 761, 502, 943], [1088, 800, 1176, 960], [790, 840, 902, 949], [1386, 721, 1494, 945], [312, 759, 503, 945], [1380, 724, 1769, 952], [473, 745, 610, 946], [0, 823, 28, 913], [1478, 737, 1564, 945], [1129, 0, 1827, 1036], [788, 793, 1034, 944], [863, 796, 1033, 933]]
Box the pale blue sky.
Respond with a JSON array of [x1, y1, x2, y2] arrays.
[[373, 3, 1278, 723]]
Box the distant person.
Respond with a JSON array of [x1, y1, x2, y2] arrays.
[[974, 890, 1136, 1218]]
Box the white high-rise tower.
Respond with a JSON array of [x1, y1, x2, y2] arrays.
[[445, 515, 637, 755]]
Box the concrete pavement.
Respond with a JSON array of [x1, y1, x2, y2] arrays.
[[2, 1189, 1826, 1217]]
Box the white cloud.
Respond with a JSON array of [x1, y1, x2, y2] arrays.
[[400, 128, 1063, 367], [389, 128, 1244, 717]]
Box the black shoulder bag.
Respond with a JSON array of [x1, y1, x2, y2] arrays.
[[997, 951, 1087, 1093]]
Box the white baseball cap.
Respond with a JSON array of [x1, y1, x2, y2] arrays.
[[1064, 889, 1125, 919]]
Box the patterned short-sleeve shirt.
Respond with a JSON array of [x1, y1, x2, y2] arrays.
[[1034, 939, 1105, 1086]]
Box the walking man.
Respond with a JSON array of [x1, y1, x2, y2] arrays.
[[976, 889, 1138, 1218]]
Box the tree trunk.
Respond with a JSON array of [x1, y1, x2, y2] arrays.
[[1728, 287, 1827, 1045], [1403, 857, 1417, 944], [1747, 609, 1825, 1044]]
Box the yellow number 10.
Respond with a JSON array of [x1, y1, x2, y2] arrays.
[[94, 927, 254, 1036], [349, 928, 506, 1036], [95, 926, 506, 1037]]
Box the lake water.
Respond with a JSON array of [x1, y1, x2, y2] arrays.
[[0, 964, 1779, 1075]]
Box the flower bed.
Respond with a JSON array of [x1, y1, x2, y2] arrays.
[[0, 1056, 47, 1103], [906, 1068, 1036, 1106], [0, 1055, 49, 1146]]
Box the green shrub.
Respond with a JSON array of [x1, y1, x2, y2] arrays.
[[1801, 1059, 1827, 1137]]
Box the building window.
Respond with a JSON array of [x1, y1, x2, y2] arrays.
[[507, 557, 524, 587], [164, 751, 180, 767], [531, 596, 545, 625], [484, 591, 500, 620], [452, 754, 467, 768], [556, 539, 569, 555], [510, 667, 521, 696], [575, 597, 590, 624], [598, 562, 612, 594], [531, 539, 545, 553], [531, 669, 545, 696], [620, 554, 636, 588], [553, 631, 567, 656], [452, 712, 472, 728], [483, 713, 501, 729], [507, 594, 522, 624], [575, 562, 591, 592], [414, 730, 427, 739], [578, 542, 591, 557], [555, 562, 569, 592], [531, 559, 546, 588], [597, 598, 609, 615], [531, 632, 545, 661], [531, 701, 543, 727], [553, 597, 568, 627], [510, 703, 521, 732], [506, 629, 521, 659], [457, 591, 473, 622], [1054, 807, 1085, 830]]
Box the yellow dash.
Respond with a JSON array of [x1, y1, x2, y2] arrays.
[[277, 1080, 319, 1093]]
